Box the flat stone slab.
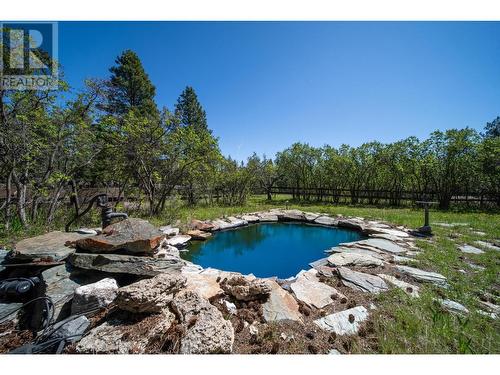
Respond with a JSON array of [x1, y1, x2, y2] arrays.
[[0, 302, 23, 323], [314, 306, 369, 335], [474, 241, 500, 252], [68, 253, 184, 276], [365, 227, 409, 238], [159, 226, 179, 237], [458, 245, 484, 254], [439, 299, 469, 315], [290, 272, 345, 309], [309, 257, 329, 268], [314, 216, 338, 226], [304, 212, 320, 221], [166, 234, 192, 247], [256, 213, 279, 222], [327, 246, 386, 260], [12, 231, 91, 262], [377, 274, 420, 297], [346, 238, 407, 254], [280, 210, 306, 221], [183, 272, 224, 300], [240, 214, 260, 223], [337, 267, 388, 294], [262, 280, 302, 323], [186, 230, 211, 241], [395, 265, 448, 287], [328, 252, 384, 267], [76, 218, 165, 255], [212, 218, 245, 230]]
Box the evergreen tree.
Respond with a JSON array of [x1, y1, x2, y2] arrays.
[[174, 86, 209, 133], [105, 49, 158, 117], [484, 116, 500, 138]]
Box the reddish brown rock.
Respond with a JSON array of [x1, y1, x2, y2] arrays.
[[75, 218, 164, 255], [186, 230, 212, 241], [190, 220, 217, 232]]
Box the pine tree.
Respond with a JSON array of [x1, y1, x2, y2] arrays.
[[105, 49, 158, 117], [174, 86, 209, 133]]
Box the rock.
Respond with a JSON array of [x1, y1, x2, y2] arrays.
[[327, 252, 384, 267], [281, 210, 305, 221], [345, 238, 406, 254], [0, 302, 22, 323], [434, 222, 469, 227], [74, 228, 98, 235], [154, 241, 180, 258], [75, 218, 165, 255], [467, 262, 485, 271], [71, 278, 118, 314], [327, 246, 386, 260], [68, 253, 184, 276], [391, 255, 415, 264], [170, 290, 234, 354], [439, 299, 469, 315], [478, 300, 500, 315], [76, 310, 175, 354], [315, 265, 336, 278], [262, 280, 302, 323], [395, 265, 448, 287], [190, 220, 217, 232], [241, 214, 260, 223], [221, 275, 271, 301], [50, 315, 90, 343], [223, 300, 237, 315], [368, 233, 407, 243], [256, 212, 279, 222], [12, 231, 92, 262], [115, 273, 186, 313], [41, 264, 82, 322], [309, 257, 329, 268], [183, 272, 224, 300], [227, 216, 248, 227], [365, 226, 410, 238], [474, 241, 500, 252], [458, 245, 484, 254], [290, 272, 345, 309], [166, 234, 191, 248], [159, 225, 179, 237], [472, 231, 486, 236], [337, 267, 388, 294], [249, 322, 259, 336], [328, 349, 341, 354], [186, 230, 211, 241], [314, 306, 369, 335], [377, 274, 420, 297], [304, 212, 320, 221], [337, 219, 365, 231], [314, 216, 338, 226], [212, 217, 247, 231]]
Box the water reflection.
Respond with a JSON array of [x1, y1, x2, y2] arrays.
[[182, 222, 365, 278]]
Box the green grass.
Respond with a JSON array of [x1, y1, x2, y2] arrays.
[[1, 194, 499, 353]]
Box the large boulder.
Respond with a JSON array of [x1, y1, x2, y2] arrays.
[[68, 253, 184, 276], [12, 231, 92, 262], [71, 278, 118, 315], [115, 273, 186, 313], [75, 218, 165, 255], [76, 310, 175, 354], [221, 275, 271, 301], [170, 290, 234, 354]]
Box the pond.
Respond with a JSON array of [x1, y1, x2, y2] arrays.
[[181, 222, 366, 278]]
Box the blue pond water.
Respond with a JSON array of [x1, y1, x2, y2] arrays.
[[181, 222, 365, 279]]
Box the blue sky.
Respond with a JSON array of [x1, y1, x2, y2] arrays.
[[59, 21, 500, 161]]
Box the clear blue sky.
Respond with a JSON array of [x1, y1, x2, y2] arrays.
[[59, 21, 500, 161]]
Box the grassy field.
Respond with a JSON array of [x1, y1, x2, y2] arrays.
[[1, 194, 499, 353]]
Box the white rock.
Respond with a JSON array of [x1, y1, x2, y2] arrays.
[[71, 278, 118, 315], [377, 274, 420, 297], [345, 238, 407, 254], [395, 265, 448, 287], [458, 245, 484, 254], [327, 252, 384, 267], [256, 212, 279, 222], [249, 322, 259, 336], [314, 306, 369, 335], [241, 215, 260, 223], [74, 228, 98, 235], [328, 349, 341, 354], [439, 299, 469, 315], [337, 267, 388, 294], [262, 280, 302, 323], [304, 212, 321, 221], [159, 225, 180, 237], [223, 300, 237, 315], [474, 241, 500, 252], [166, 235, 191, 248], [314, 216, 338, 226], [290, 272, 345, 309]]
